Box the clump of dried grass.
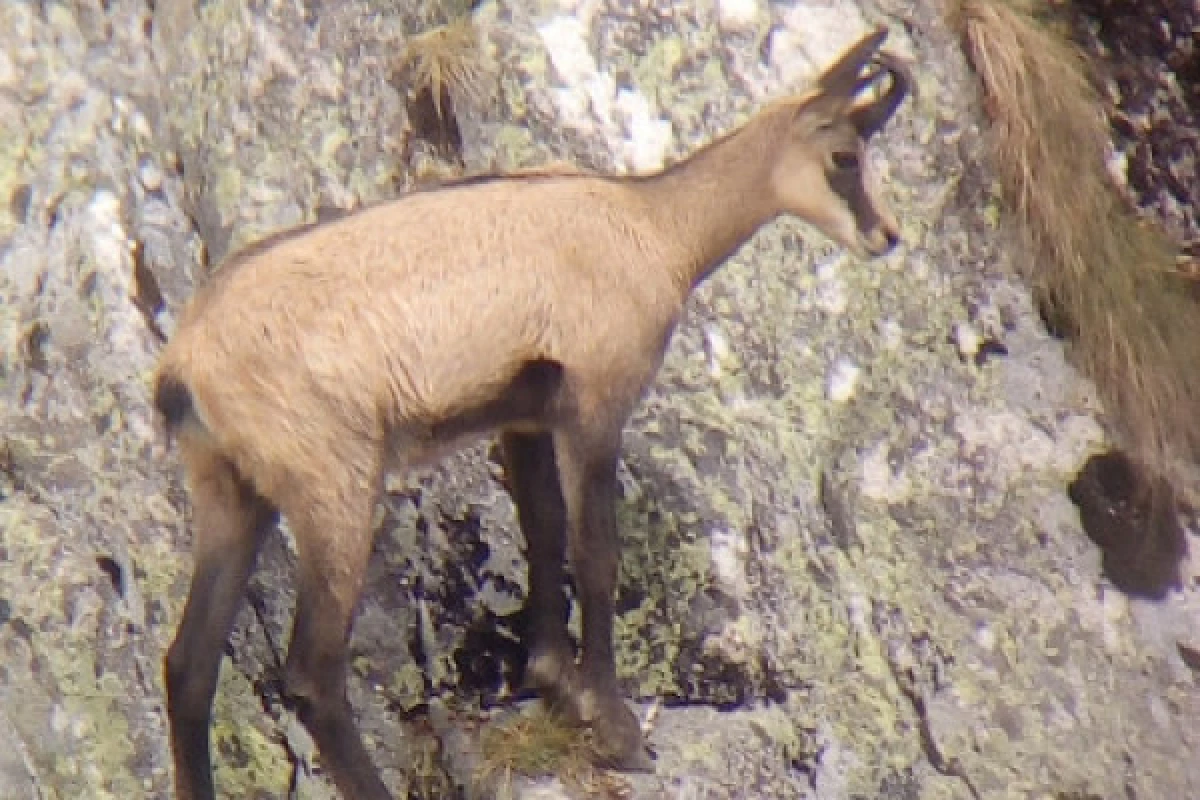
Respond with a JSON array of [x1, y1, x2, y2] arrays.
[[955, 0, 1200, 493], [473, 707, 631, 799], [397, 16, 490, 117], [394, 15, 492, 163]]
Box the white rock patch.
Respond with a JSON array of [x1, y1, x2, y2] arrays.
[[709, 527, 749, 597], [826, 358, 861, 404], [955, 409, 1105, 479], [538, 16, 598, 89], [814, 253, 849, 315], [859, 441, 911, 503], [537, 14, 670, 173], [615, 87, 671, 172], [0, 48, 16, 89], [717, 0, 762, 34], [767, 5, 873, 91], [952, 321, 982, 361]]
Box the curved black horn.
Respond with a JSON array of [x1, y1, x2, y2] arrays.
[[849, 51, 913, 138], [817, 26, 889, 97]]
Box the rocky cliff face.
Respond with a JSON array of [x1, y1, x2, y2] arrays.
[[1072, 0, 1199, 262], [1, 1, 1197, 799]]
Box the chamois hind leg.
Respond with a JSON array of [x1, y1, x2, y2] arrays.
[[278, 460, 392, 800], [499, 431, 579, 710], [165, 444, 277, 800], [553, 425, 653, 772]]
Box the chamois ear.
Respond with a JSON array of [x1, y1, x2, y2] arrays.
[[815, 26, 889, 99], [848, 50, 913, 138]]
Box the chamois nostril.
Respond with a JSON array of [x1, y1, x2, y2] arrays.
[[883, 229, 900, 252]]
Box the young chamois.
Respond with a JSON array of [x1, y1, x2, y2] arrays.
[[155, 27, 911, 800]]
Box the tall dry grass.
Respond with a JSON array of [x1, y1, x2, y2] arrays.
[[954, 0, 1200, 495]]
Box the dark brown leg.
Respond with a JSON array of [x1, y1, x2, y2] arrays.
[[499, 430, 579, 710], [554, 427, 653, 772], [165, 448, 276, 800], [279, 469, 393, 800]]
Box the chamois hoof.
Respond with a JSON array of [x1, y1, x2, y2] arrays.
[[525, 646, 583, 718], [588, 700, 654, 773]]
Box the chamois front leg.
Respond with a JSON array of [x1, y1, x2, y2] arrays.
[[554, 425, 654, 772], [499, 431, 581, 710], [277, 460, 393, 800]]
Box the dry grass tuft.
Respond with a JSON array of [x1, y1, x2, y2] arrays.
[[394, 15, 492, 162], [473, 707, 631, 799], [955, 0, 1200, 493], [398, 16, 491, 117]]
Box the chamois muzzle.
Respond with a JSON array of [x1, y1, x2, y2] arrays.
[[849, 53, 913, 139], [862, 226, 901, 257]]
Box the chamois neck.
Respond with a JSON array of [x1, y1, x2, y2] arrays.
[[634, 116, 782, 292]]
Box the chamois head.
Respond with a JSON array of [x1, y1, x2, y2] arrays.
[[770, 28, 911, 257]]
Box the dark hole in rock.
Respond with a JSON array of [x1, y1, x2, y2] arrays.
[[9, 184, 31, 222], [146, 597, 167, 627], [314, 205, 351, 225], [1033, 289, 1076, 341], [96, 555, 125, 597], [0, 597, 11, 628], [437, 510, 490, 573], [878, 768, 921, 800], [404, 595, 431, 694], [10, 617, 33, 642], [669, 626, 768, 710], [80, 270, 99, 297], [217, 733, 252, 769], [406, 84, 464, 164], [818, 470, 858, 552], [254, 668, 288, 716], [0, 442, 17, 499], [452, 610, 530, 706], [1178, 642, 1200, 673], [806, 560, 834, 591], [1067, 450, 1187, 599], [615, 582, 647, 614], [45, 196, 60, 229], [973, 338, 1009, 366], [23, 321, 50, 373], [485, 439, 506, 474], [131, 239, 167, 342]]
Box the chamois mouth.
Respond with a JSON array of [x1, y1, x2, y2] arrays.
[[859, 228, 900, 258]]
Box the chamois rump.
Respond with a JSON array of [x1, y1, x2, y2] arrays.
[[155, 27, 911, 800]]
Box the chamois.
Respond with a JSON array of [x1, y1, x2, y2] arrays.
[[155, 27, 911, 800]]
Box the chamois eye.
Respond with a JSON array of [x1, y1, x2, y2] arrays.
[[831, 151, 860, 171]]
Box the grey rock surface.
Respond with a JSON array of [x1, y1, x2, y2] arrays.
[[1, 0, 1198, 798]]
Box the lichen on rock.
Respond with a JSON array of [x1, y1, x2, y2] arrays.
[[1, 0, 1198, 799]]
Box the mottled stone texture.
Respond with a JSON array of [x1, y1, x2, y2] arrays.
[[0, 0, 1197, 798], [1071, 0, 1199, 260]]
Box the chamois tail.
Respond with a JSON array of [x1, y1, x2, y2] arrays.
[[153, 369, 195, 436]]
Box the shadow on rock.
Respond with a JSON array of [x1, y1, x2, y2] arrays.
[[1068, 450, 1189, 600]]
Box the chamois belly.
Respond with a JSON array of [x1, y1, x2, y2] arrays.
[[372, 269, 561, 430], [384, 358, 563, 471]]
